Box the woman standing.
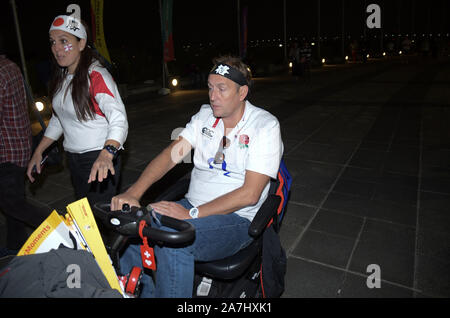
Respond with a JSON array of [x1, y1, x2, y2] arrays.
[[27, 15, 128, 205]]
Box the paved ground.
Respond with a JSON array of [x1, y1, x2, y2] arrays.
[[1, 55, 449, 298]]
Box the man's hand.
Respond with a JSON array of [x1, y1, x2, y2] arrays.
[[111, 192, 140, 211], [150, 201, 190, 220], [88, 150, 115, 183]]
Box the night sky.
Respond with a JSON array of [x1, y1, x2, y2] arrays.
[[1, 0, 448, 61], [1, 0, 449, 94]]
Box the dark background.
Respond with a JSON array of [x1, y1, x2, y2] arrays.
[[1, 0, 449, 95]]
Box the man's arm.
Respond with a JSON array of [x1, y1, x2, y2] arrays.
[[110, 136, 192, 210], [150, 170, 270, 220], [197, 170, 270, 217]]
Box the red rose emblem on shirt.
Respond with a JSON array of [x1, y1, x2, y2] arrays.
[[239, 134, 249, 148]]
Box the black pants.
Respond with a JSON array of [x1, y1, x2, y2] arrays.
[[66, 150, 122, 207], [0, 162, 51, 250]]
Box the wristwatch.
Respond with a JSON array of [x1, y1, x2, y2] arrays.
[[189, 207, 199, 219], [103, 144, 118, 157]]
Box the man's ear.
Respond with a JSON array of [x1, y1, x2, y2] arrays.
[[239, 85, 249, 101]]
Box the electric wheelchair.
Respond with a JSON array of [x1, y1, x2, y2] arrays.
[[93, 160, 291, 298]]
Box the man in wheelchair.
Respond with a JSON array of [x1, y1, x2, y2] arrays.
[[111, 55, 284, 298]]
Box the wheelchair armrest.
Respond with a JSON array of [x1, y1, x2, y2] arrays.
[[248, 194, 281, 238]]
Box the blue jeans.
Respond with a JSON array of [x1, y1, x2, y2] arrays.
[[119, 198, 253, 298]]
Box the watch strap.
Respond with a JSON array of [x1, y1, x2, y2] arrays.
[[103, 144, 118, 157]]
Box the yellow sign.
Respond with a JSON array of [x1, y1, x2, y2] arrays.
[[66, 198, 121, 293], [91, 0, 111, 63], [18, 211, 69, 256], [18, 199, 123, 295]]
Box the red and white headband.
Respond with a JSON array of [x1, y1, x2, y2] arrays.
[[49, 15, 87, 40]]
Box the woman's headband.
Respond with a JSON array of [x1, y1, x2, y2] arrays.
[[210, 63, 248, 86], [49, 15, 87, 40]]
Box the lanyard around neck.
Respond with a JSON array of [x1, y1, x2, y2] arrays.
[[212, 118, 220, 128], [212, 117, 244, 140]]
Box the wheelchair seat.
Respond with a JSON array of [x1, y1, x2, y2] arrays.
[[191, 191, 281, 282], [195, 238, 262, 280]]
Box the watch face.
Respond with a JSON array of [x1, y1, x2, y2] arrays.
[[190, 208, 198, 218]]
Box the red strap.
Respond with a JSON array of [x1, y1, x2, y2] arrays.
[[260, 263, 266, 298], [138, 220, 147, 243], [126, 266, 141, 295], [275, 171, 286, 215], [138, 220, 156, 270], [267, 171, 285, 228], [212, 118, 220, 128]]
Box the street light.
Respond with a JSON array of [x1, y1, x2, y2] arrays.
[[171, 78, 178, 87], [35, 101, 44, 112]]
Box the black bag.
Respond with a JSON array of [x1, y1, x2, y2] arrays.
[[0, 248, 122, 298], [261, 225, 287, 298], [32, 130, 62, 166], [260, 159, 291, 297]]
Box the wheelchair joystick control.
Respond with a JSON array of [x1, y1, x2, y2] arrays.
[[122, 203, 130, 213], [92, 202, 195, 245]]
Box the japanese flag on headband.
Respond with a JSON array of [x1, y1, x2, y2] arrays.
[[49, 15, 87, 40]]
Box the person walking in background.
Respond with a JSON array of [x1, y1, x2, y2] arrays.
[[300, 40, 312, 81], [27, 15, 128, 206], [289, 42, 301, 78], [0, 33, 50, 253]]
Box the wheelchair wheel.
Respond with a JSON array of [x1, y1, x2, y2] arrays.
[[119, 266, 143, 297]]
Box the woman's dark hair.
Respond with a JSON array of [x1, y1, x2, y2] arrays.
[[48, 19, 104, 121]]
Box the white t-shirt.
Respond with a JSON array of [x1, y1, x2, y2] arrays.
[[180, 100, 284, 221], [45, 61, 128, 153]]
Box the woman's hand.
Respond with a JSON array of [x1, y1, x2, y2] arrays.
[[26, 151, 43, 182], [26, 136, 56, 182], [88, 149, 115, 183], [150, 201, 190, 220]]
